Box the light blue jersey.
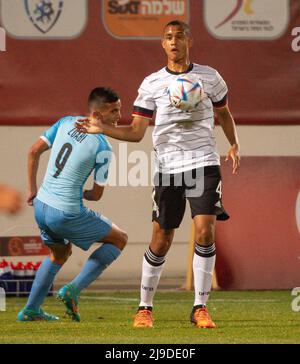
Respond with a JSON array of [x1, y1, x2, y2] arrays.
[[37, 116, 112, 213]]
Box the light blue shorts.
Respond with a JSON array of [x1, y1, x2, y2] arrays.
[[33, 198, 112, 251]]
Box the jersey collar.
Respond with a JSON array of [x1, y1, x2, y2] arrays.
[[165, 63, 194, 75]]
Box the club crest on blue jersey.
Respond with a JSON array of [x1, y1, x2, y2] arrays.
[[24, 0, 64, 34]]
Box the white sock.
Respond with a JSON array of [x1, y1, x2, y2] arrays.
[[193, 243, 216, 307], [139, 249, 165, 308]]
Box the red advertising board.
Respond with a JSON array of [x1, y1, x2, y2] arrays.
[[0, 236, 49, 257], [0, 0, 299, 126]]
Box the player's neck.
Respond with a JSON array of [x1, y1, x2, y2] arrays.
[[167, 59, 191, 74]]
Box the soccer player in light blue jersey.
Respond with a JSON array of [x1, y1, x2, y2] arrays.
[[17, 88, 127, 322]]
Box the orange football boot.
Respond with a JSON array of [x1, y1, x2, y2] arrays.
[[133, 308, 154, 328], [190, 306, 216, 329]]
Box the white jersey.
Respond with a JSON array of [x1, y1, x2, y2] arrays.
[[133, 63, 228, 174]]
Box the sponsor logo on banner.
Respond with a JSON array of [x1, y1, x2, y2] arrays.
[[103, 0, 190, 39], [0, 0, 87, 39], [24, 0, 64, 34], [204, 0, 289, 40], [0, 236, 49, 256]]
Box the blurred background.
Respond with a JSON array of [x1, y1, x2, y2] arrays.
[[0, 0, 299, 292]]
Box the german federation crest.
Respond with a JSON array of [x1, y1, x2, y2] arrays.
[[24, 0, 64, 34]]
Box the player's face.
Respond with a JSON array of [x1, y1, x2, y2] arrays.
[[100, 100, 122, 125], [162, 26, 192, 62]]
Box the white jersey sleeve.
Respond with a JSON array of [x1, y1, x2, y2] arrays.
[[132, 77, 156, 119], [210, 71, 228, 108]]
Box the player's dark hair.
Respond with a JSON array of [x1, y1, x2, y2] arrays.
[[164, 20, 190, 34], [88, 87, 119, 107]]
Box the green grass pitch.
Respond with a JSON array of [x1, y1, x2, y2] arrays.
[[0, 290, 299, 344]]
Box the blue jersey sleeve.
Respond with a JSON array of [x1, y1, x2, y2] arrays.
[[41, 117, 70, 147], [94, 139, 113, 186]]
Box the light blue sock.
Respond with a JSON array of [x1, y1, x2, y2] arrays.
[[26, 257, 61, 311], [70, 244, 121, 293]]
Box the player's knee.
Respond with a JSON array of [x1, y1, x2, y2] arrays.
[[50, 244, 72, 265], [195, 226, 214, 244], [118, 231, 128, 250], [111, 230, 128, 251], [50, 253, 69, 265]]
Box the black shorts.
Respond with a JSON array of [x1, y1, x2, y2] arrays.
[[152, 165, 229, 230]]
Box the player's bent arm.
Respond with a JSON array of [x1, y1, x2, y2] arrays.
[[215, 105, 239, 148], [102, 116, 150, 142], [27, 139, 50, 205], [83, 183, 104, 201]]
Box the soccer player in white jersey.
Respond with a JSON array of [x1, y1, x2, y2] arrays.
[[17, 88, 128, 322], [77, 21, 241, 329]]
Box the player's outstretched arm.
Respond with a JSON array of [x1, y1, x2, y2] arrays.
[[215, 105, 241, 174], [76, 115, 150, 143], [27, 139, 50, 206]]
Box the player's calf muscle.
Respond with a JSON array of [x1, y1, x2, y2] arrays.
[[150, 228, 174, 256], [150, 243, 171, 257]]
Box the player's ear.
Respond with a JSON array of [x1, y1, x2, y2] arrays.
[[188, 36, 194, 48], [92, 111, 104, 121]]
